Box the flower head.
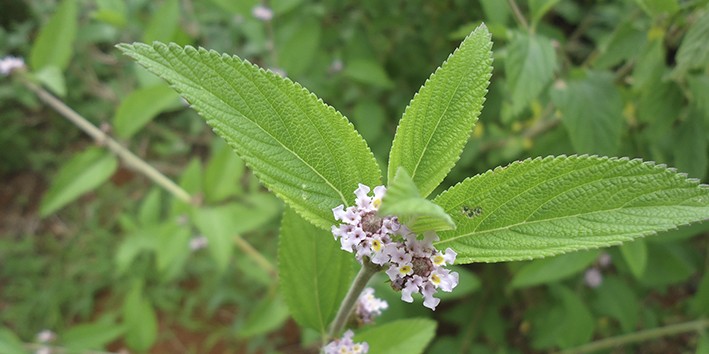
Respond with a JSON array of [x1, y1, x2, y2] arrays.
[[323, 330, 368, 354], [331, 184, 459, 311], [355, 287, 388, 324], [0, 56, 25, 76], [251, 4, 273, 21]]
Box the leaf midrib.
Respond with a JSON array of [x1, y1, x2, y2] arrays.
[[145, 46, 349, 206]]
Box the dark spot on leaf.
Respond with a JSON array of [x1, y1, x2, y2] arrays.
[[461, 205, 483, 218]]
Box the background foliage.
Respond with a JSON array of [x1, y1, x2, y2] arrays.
[[1, 0, 708, 353]]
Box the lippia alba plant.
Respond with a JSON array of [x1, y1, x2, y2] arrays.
[[118, 24, 709, 353]]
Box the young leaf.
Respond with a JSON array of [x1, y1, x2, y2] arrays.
[[29, 0, 78, 71], [433, 156, 709, 263], [122, 282, 158, 352], [388, 24, 493, 198], [551, 72, 623, 156], [379, 167, 455, 233], [40, 147, 118, 217], [278, 208, 353, 337], [509, 250, 599, 289], [354, 319, 437, 354], [61, 319, 125, 351], [118, 42, 381, 230], [504, 32, 557, 116], [113, 83, 181, 139]]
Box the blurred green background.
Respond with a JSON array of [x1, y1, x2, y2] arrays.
[[1, 0, 708, 353]]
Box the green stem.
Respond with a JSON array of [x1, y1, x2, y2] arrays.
[[559, 319, 709, 354], [507, 0, 530, 33], [328, 260, 380, 340]]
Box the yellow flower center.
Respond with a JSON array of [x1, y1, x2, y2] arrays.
[[399, 265, 412, 275], [372, 239, 382, 252], [433, 254, 445, 265], [431, 274, 441, 285]]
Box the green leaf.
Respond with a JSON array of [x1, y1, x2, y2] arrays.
[[379, 167, 455, 233], [504, 32, 557, 117], [0, 328, 28, 354], [592, 276, 639, 333], [343, 58, 394, 89], [634, 0, 679, 16], [204, 140, 245, 203], [40, 147, 118, 217], [551, 71, 623, 156], [529, 0, 562, 26], [62, 319, 125, 351], [698, 335, 709, 354], [277, 18, 320, 77], [278, 208, 353, 336], [388, 25, 493, 198], [552, 286, 594, 348], [118, 42, 381, 230], [192, 206, 236, 272], [355, 319, 437, 354], [122, 282, 158, 352], [639, 241, 696, 287], [691, 270, 709, 316], [93, 0, 127, 28], [142, 0, 180, 43], [238, 294, 290, 338], [34, 66, 67, 97], [620, 238, 647, 278], [29, 0, 78, 71], [113, 83, 181, 139], [433, 156, 709, 263], [674, 110, 707, 180], [509, 250, 598, 289], [138, 188, 162, 225], [673, 9, 709, 77]]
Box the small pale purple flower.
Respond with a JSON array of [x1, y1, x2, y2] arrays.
[[36, 330, 55, 343], [598, 253, 612, 268], [189, 235, 208, 251], [584, 268, 603, 288], [323, 330, 368, 354], [355, 288, 388, 324], [251, 4, 273, 21], [0, 56, 25, 76]]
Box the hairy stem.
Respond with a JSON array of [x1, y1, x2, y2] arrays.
[[559, 319, 709, 354], [328, 260, 380, 340]]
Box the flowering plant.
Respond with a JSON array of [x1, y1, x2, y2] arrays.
[[118, 24, 709, 352]]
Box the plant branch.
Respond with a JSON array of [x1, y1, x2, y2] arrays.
[[507, 0, 530, 33], [21, 77, 194, 204], [234, 234, 277, 278], [559, 319, 709, 354], [327, 260, 380, 340]]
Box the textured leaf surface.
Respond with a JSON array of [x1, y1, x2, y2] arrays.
[[118, 42, 381, 229], [433, 156, 709, 263], [355, 319, 437, 354], [29, 0, 77, 71], [505, 32, 557, 116], [279, 208, 353, 337], [40, 147, 118, 217], [388, 24, 493, 198], [379, 167, 455, 233], [551, 72, 623, 156]]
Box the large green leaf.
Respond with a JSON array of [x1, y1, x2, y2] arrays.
[[551, 72, 623, 156], [113, 83, 181, 139], [504, 32, 557, 116], [433, 156, 709, 263], [379, 167, 455, 233], [355, 319, 437, 354], [29, 0, 78, 71], [40, 147, 118, 217], [388, 24, 493, 198], [278, 208, 353, 337], [118, 43, 381, 229]]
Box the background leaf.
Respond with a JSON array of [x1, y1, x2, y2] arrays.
[[278, 208, 353, 337], [40, 148, 118, 217], [672, 9, 709, 77], [388, 24, 493, 197], [620, 238, 647, 278], [29, 0, 78, 71], [142, 0, 181, 43], [504, 32, 557, 116], [379, 167, 455, 233], [509, 250, 598, 289], [122, 282, 158, 352], [551, 72, 623, 156], [433, 156, 709, 263], [118, 43, 381, 229], [355, 319, 437, 354], [113, 83, 182, 139]]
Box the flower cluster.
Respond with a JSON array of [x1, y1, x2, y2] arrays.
[[332, 184, 459, 310], [0, 56, 25, 76], [355, 287, 388, 324], [323, 330, 368, 354]]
